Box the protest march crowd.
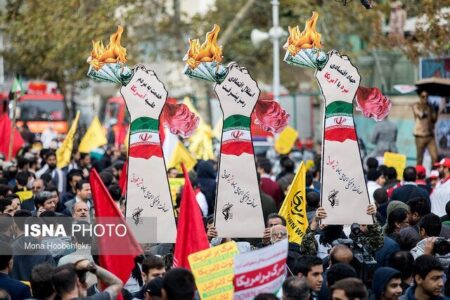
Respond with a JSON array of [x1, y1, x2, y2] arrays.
[[0, 124, 449, 300], [0, 3, 449, 299]]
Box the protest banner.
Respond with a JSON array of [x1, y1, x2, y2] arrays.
[[189, 241, 239, 300], [283, 12, 393, 224], [214, 63, 265, 237], [384, 152, 407, 180], [316, 52, 373, 224], [120, 66, 177, 243], [279, 162, 308, 244], [233, 239, 288, 299], [87, 26, 200, 243], [183, 25, 289, 237]]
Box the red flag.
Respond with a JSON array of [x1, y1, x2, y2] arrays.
[[173, 164, 209, 269], [118, 160, 128, 197], [90, 168, 143, 296], [0, 113, 24, 160], [114, 123, 128, 149]]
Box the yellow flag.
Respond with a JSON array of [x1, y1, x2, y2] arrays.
[[56, 111, 80, 169], [275, 126, 298, 154], [279, 162, 308, 244], [184, 97, 215, 160], [78, 116, 108, 153], [189, 123, 215, 160], [168, 141, 197, 172]]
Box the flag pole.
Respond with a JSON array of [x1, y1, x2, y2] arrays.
[[8, 92, 17, 161]]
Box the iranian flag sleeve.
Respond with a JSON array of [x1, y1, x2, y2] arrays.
[[324, 101, 357, 143], [120, 66, 177, 243], [129, 117, 163, 159], [221, 115, 253, 156], [213, 63, 265, 238]]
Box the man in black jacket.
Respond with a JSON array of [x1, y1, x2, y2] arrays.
[[391, 167, 430, 205]]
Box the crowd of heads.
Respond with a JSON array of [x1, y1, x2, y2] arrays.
[[0, 123, 449, 300]]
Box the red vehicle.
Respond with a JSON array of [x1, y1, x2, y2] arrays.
[[104, 96, 129, 147], [1, 81, 67, 133]]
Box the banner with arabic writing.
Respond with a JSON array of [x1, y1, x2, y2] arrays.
[[189, 241, 239, 300], [121, 66, 177, 243], [233, 239, 288, 299], [214, 63, 265, 238], [317, 51, 373, 225]]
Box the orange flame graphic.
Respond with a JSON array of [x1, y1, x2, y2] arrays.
[[284, 12, 323, 55], [89, 26, 127, 70], [186, 24, 223, 69]]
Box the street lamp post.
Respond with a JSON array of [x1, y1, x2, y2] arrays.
[[251, 0, 285, 100], [270, 0, 281, 100]]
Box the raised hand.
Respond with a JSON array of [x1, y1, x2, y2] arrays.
[[315, 50, 361, 102], [314, 51, 373, 225], [120, 66, 168, 120], [213, 62, 265, 238], [214, 63, 260, 118], [119, 66, 177, 243]]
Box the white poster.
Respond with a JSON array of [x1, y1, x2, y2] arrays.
[[214, 63, 265, 238], [315, 51, 373, 225], [233, 239, 288, 299], [121, 66, 177, 243]]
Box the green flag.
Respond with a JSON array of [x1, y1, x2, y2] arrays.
[[11, 76, 25, 96]]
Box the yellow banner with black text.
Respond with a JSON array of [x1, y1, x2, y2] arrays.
[[278, 162, 308, 244]]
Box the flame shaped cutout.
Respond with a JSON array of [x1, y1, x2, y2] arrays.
[[89, 26, 127, 71], [186, 24, 223, 69], [284, 11, 323, 56]]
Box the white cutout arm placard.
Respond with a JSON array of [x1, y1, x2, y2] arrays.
[[315, 51, 373, 225], [214, 63, 265, 237], [120, 66, 177, 243]]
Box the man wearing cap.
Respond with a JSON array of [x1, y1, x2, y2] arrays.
[[430, 158, 450, 217], [429, 170, 440, 191], [415, 165, 432, 194]]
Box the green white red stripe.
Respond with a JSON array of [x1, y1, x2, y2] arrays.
[[129, 117, 162, 159], [324, 101, 357, 142], [221, 115, 253, 156]]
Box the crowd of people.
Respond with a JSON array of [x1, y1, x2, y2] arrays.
[[0, 127, 449, 300]]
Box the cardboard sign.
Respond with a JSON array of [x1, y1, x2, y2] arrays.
[[233, 239, 288, 299], [315, 51, 373, 225], [214, 63, 265, 238], [189, 241, 239, 300], [274, 126, 298, 154], [383, 152, 406, 180], [121, 66, 177, 243]]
